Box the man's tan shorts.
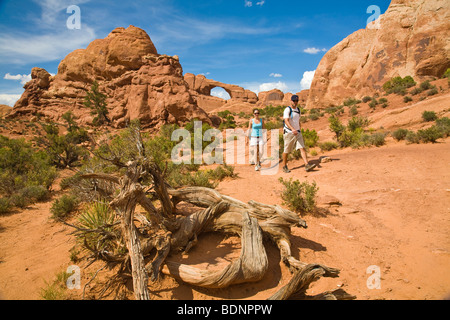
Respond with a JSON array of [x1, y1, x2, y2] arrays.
[[283, 132, 306, 154]]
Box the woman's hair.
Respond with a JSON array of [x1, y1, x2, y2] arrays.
[[253, 109, 260, 114]]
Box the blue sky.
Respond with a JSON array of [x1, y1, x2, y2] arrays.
[[0, 0, 390, 106]]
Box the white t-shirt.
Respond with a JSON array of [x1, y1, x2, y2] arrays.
[[283, 106, 301, 133]]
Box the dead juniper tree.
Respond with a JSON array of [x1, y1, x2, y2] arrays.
[[68, 121, 355, 300]]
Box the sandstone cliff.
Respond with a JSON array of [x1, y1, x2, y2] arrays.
[[10, 26, 211, 128], [307, 0, 450, 109]]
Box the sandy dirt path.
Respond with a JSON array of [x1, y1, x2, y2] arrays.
[[0, 140, 449, 300]]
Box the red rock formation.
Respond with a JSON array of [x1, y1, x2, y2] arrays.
[[307, 0, 450, 109], [10, 26, 211, 128]]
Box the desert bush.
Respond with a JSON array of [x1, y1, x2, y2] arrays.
[[422, 111, 437, 122], [417, 126, 443, 143], [369, 132, 387, 147], [279, 178, 318, 215], [36, 122, 89, 169], [0, 135, 57, 211], [349, 105, 358, 116], [343, 98, 361, 107], [392, 128, 409, 141], [347, 116, 370, 132], [427, 88, 438, 96], [362, 96, 372, 103], [319, 141, 339, 151], [76, 201, 121, 255], [328, 115, 345, 140], [403, 96, 413, 103], [405, 131, 420, 144], [435, 117, 450, 137], [301, 129, 319, 148], [410, 87, 423, 96], [259, 105, 285, 119], [420, 80, 432, 91], [84, 81, 110, 126], [383, 76, 416, 95], [368, 100, 378, 109], [0, 197, 12, 214], [50, 194, 80, 219]]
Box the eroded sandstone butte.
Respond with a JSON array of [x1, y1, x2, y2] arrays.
[[307, 0, 450, 109], [10, 26, 212, 128]]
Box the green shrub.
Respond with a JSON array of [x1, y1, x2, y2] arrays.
[[51, 194, 80, 219], [410, 87, 423, 96], [392, 128, 409, 141], [422, 111, 437, 122], [443, 68, 450, 79], [338, 128, 366, 148], [76, 201, 120, 254], [405, 131, 420, 144], [0, 197, 12, 214], [403, 96, 413, 103], [420, 81, 432, 90], [347, 116, 370, 132], [427, 88, 438, 96], [343, 98, 361, 107], [362, 96, 372, 103], [301, 129, 319, 148], [278, 178, 319, 215], [319, 141, 339, 151], [84, 81, 110, 126], [417, 126, 443, 143], [349, 105, 358, 116], [435, 117, 450, 137], [329, 115, 345, 139], [369, 132, 387, 147], [0, 135, 58, 208], [383, 76, 416, 95]]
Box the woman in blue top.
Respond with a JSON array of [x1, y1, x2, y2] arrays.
[[246, 109, 265, 171]]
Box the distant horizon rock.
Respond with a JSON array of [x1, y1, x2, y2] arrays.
[[307, 0, 450, 109]]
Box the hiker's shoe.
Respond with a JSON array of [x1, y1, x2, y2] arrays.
[[282, 166, 291, 173], [305, 163, 317, 172], [255, 164, 261, 171]]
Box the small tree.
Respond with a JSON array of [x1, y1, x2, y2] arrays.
[[84, 81, 110, 126], [329, 114, 345, 140]]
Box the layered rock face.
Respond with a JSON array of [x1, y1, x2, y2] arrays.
[[307, 0, 450, 109], [11, 26, 211, 128]]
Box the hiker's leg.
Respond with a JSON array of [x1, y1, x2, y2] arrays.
[[282, 152, 288, 168], [300, 148, 309, 166]]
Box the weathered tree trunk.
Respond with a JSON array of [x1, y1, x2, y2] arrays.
[[162, 212, 268, 288], [76, 125, 354, 300], [109, 162, 150, 300]]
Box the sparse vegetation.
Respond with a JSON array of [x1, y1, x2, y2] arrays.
[[392, 128, 409, 141], [0, 135, 58, 213], [279, 178, 319, 215], [84, 81, 110, 126], [383, 76, 416, 95], [50, 194, 80, 219], [422, 111, 437, 122]]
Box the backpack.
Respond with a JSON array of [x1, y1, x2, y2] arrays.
[[283, 106, 301, 134]]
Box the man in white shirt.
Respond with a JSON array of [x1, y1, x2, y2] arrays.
[[282, 95, 316, 173]]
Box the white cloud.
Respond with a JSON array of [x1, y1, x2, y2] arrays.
[[0, 94, 22, 107], [303, 47, 327, 54], [4, 73, 32, 85], [245, 1, 253, 7], [0, 27, 96, 64], [256, 1, 265, 6], [270, 73, 283, 78], [300, 70, 316, 90]]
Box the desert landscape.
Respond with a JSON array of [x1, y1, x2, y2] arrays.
[[0, 0, 449, 301]]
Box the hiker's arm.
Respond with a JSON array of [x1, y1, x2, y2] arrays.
[[246, 120, 252, 142], [284, 117, 298, 135]]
